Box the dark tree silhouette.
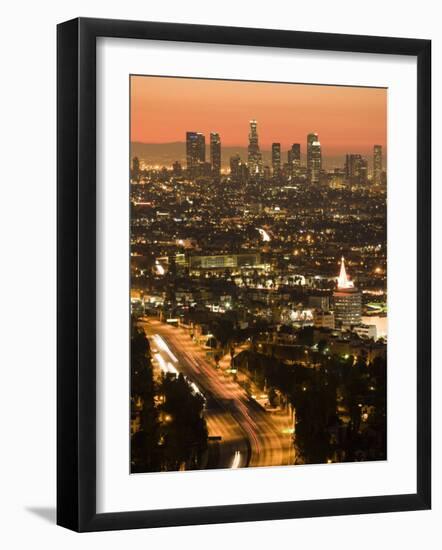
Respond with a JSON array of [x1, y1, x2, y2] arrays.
[[130, 325, 160, 472], [130, 320, 209, 472], [158, 373, 208, 470]]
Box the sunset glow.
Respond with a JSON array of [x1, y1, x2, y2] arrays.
[[131, 76, 387, 156]]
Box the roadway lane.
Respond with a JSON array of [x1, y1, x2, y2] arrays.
[[143, 321, 249, 469], [139, 318, 295, 470]]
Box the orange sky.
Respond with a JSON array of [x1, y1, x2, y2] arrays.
[[130, 76, 387, 156]]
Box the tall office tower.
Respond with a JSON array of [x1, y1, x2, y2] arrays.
[[186, 132, 205, 176], [288, 143, 301, 177], [373, 145, 383, 185], [210, 132, 221, 177], [230, 153, 241, 181], [271, 143, 281, 176], [197, 133, 205, 162], [359, 159, 368, 185], [239, 162, 249, 185], [247, 120, 263, 177], [307, 132, 317, 180], [307, 133, 321, 184], [333, 256, 362, 327], [345, 154, 368, 185]]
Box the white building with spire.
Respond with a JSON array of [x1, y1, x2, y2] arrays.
[[333, 257, 362, 327]]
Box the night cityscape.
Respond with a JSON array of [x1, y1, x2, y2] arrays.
[[130, 78, 387, 473]]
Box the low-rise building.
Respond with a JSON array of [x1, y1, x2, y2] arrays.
[[353, 324, 377, 340], [313, 310, 335, 329]]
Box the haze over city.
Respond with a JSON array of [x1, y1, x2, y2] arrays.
[[131, 76, 387, 161]]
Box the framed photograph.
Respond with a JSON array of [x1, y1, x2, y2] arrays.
[[57, 17, 431, 532]]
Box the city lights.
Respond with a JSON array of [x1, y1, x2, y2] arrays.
[[130, 77, 387, 474]]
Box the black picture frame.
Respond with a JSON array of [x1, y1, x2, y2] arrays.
[[57, 17, 431, 532]]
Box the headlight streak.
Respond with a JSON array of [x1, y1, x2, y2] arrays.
[[231, 450, 241, 469], [153, 334, 178, 363]]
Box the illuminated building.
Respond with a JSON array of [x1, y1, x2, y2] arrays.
[[189, 253, 261, 271], [272, 143, 281, 176], [288, 143, 301, 177], [230, 153, 241, 181], [353, 324, 377, 340], [345, 154, 368, 185], [313, 310, 335, 329], [186, 131, 205, 177], [362, 315, 387, 340], [329, 168, 346, 189], [230, 153, 249, 184], [333, 256, 362, 326], [307, 133, 321, 184], [210, 132, 221, 177], [174, 253, 188, 273], [247, 120, 263, 177], [373, 145, 383, 185], [238, 162, 249, 185], [196, 133, 205, 161]]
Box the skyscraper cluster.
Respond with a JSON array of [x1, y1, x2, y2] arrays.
[[345, 154, 368, 185], [182, 121, 383, 187], [186, 131, 220, 179]]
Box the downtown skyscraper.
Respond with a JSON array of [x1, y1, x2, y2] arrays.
[[307, 132, 322, 184], [247, 120, 263, 177], [210, 132, 221, 177], [288, 143, 301, 178], [272, 143, 281, 176], [186, 132, 205, 176], [345, 154, 368, 185]]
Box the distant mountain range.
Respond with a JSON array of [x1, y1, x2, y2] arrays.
[[130, 142, 376, 170]]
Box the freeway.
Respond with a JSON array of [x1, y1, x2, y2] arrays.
[[139, 318, 295, 470]]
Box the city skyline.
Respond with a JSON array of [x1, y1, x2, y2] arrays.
[[131, 76, 387, 155], [133, 119, 383, 185], [130, 75, 387, 474]]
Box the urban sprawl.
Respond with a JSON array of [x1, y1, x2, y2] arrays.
[[130, 120, 387, 473]]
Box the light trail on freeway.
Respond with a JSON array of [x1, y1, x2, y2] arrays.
[[139, 318, 295, 470]]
